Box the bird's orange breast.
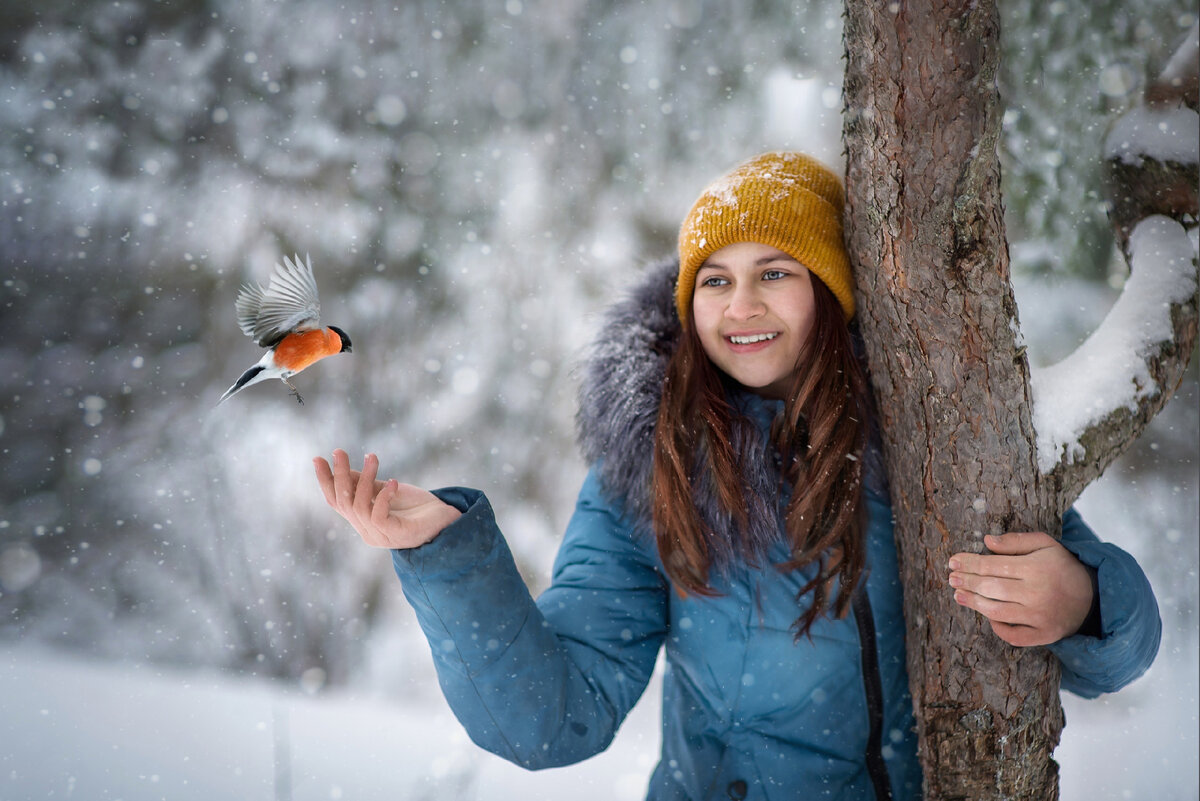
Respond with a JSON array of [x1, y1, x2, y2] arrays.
[[273, 328, 342, 373]]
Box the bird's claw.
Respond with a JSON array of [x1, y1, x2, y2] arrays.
[[290, 389, 305, 405]]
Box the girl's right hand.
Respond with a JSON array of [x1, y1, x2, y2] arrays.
[[313, 449, 462, 549]]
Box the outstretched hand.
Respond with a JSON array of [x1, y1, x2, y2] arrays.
[[313, 449, 461, 549], [948, 531, 1094, 647]]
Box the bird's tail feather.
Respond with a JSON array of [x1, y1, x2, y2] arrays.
[[217, 365, 268, 405]]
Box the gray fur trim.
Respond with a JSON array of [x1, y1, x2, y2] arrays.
[[575, 258, 680, 531]]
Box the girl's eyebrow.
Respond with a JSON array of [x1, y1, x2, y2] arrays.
[[700, 252, 795, 272], [756, 253, 796, 266]]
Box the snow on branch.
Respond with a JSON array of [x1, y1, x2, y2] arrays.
[[1104, 106, 1199, 167], [1031, 216, 1197, 476], [1105, 22, 1198, 167]]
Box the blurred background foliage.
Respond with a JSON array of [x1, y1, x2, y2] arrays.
[[0, 0, 1194, 695], [999, 0, 1195, 282]]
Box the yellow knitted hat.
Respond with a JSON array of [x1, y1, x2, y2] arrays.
[[676, 152, 854, 324]]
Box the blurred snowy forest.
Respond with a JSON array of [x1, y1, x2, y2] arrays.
[[0, 0, 1195, 769]]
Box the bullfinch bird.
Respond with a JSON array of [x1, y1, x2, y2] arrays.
[[217, 254, 352, 405]]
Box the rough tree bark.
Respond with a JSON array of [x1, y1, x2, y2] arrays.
[[841, 4, 1197, 800]]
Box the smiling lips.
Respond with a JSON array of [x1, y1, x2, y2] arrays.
[[728, 332, 779, 346]]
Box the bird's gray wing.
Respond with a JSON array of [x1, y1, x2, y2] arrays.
[[234, 254, 323, 346]]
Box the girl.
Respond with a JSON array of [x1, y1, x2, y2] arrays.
[[314, 152, 1160, 800]]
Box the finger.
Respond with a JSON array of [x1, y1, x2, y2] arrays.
[[956, 587, 1048, 646], [313, 457, 336, 506], [332, 449, 361, 509], [954, 588, 1027, 626], [948, 553, 1021, 579], [355, 453, 380, 518], [372, 479, 398, 531], [949, 571, 1022, 603], [989, 620, 1046, 648], [983, 531, 1055, 556], [342, 468, 392, 507]]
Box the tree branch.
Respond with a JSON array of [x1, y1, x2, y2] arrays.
[[1034, 25, 1199, 508], [1033, 216, 1198, 505]]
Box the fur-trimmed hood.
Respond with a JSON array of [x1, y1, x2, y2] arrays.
[[574, 258, 680, 529]]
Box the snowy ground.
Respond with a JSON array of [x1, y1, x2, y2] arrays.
[[1, 637, 1195, 801], [0, 643, 662, 801]]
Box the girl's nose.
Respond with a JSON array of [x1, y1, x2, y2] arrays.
[[726, 284, 766, 321]]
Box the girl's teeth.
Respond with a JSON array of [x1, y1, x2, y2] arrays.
[[730, 333, 777, 344]]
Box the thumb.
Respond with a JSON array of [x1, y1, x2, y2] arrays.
[[984, 531, 1053, 556]]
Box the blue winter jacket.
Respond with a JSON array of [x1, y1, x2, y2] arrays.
[[389, 261, 1161, 800], [391, 471, 1159, 800]]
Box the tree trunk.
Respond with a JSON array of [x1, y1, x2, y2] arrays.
[[842, 3, 1198, 799], [843, 1, 1063, 798]]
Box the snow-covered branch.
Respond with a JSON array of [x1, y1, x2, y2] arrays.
[[1102, 23, 1199, 259], [1104, 105, 1199, 167], [1032, 216, 1197, 497], [1031, 23, 1199, 506]]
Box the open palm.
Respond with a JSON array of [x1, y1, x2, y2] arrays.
[[314, 449, 461, 549]]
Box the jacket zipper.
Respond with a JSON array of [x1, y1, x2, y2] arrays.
[[853, 588, 894, 801]]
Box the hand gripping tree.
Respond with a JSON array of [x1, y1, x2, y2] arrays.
[[841, 2, 1198, 799]]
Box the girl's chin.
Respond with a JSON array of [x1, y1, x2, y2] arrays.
[[730, 375, 791, 400]]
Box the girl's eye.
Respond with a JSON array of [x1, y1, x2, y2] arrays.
[[763, 269, 787, 281], [700, 275, 728, 288]]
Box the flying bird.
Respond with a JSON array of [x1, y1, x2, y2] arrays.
[[218, 254, 352, 405]]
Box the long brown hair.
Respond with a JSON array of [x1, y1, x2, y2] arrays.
[[651, 276, 871, 639]]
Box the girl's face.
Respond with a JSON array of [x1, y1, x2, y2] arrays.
[[692, 241, 816, 400]]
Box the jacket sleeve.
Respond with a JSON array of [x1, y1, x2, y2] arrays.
[[389, 469, 668, 769], [1045, 507, 1162, 698]]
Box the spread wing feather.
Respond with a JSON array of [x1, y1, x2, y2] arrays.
[[234, 254, 322, 347]]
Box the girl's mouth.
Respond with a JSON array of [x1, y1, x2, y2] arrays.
[[728, 333, 778, 345]]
